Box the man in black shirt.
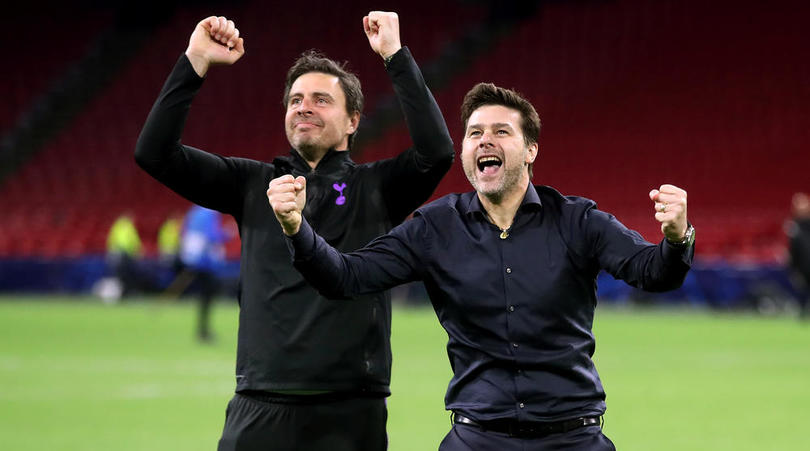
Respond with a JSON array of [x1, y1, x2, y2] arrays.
[[270, 83, 694, 450], [135, 12, 453, 451], [788, 192, 810, 319]]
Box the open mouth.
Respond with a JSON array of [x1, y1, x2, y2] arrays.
[[477, 156, 503, 175]]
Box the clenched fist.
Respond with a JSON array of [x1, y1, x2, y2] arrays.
[[649, 184, 689, 242], [363, 11, 402, 60], [185, 16, 246, 77], [267, 175, 307, 236]]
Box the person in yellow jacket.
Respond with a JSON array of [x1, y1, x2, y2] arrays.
[[106, 212, 147, 297]]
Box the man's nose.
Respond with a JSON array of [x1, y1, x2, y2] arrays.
[[296, 98, 314, 115], [479, 131, 495, 148]]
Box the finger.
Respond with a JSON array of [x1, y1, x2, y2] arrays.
[[367, 14, 379, 32], [234, 37, 245, 55], [200, 16, 216, 32], [216, 16, 227, 41], [227, 28, 240, 48], [658, 184, 686, 196], [654, 211, 678, 223], [649, 189, 660, 201], [294, 176, 307, 192], [268, 174, 295, 189], [654, 192, 684, 205], [268, 192, 298, 206], [223, 20, 236, 45]]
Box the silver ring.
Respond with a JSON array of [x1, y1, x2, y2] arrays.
[[661, 204, 667, 213]]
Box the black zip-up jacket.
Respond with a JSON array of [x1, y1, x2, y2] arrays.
[[135, 47, 453, 395]]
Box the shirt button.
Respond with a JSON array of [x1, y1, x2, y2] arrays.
[[506, 267, 512, 274], [519, 402, 525, 409], [512, 343, 519, 348], [508, 305, 515, 312]]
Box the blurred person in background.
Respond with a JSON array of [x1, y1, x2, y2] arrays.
[[135, 12, 453, 451], [179, 205, 228, 342], [157, 211, 182, 268], [106, 212, 146, 298], [787, 192, 810, 319], [270, 82, 695, 451]]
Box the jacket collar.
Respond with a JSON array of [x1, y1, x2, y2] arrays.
[[273, 148, 354, 173]]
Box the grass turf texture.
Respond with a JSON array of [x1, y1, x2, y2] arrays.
[[0, 296, 808, 450]]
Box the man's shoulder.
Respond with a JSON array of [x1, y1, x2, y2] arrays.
[[415, 192, 473, 218], [534, 185, 597, 212]]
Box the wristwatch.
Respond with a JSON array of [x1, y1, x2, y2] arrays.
[[667, 223, 695, 248]]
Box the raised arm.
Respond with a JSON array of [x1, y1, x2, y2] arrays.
[[364, 11, 454, 223], [134, 16, 247, 213], [267, 174, 422, 298], [582, 184, 694, 292]]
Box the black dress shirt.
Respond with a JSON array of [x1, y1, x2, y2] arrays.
[[287, 184, 693, 421]]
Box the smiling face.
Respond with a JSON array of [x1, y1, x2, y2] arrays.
[[284, 72, 359, 163], [462, 105, 538, 202]]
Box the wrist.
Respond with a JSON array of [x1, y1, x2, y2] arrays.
[[666, 223, 695, 248], [184, 50, 210, 77], [382, 46, 402, 66], [282, 221, 301, 236]]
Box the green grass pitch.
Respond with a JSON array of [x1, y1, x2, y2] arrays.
[[1, 296, 808, 450]]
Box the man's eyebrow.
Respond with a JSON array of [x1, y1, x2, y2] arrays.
[[288, 91, 335, 99], [490, 122, 514, 129], [466, 122, 514, 130]]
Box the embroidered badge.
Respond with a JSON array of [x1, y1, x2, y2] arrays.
[[333, 182, 347, 205]]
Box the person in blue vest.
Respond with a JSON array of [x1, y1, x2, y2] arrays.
[[180, 205, 229, 342]]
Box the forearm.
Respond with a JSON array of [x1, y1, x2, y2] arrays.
[[617, 240, 693, 292], [286, 219, 352, 299], [135, 54, 203, 172], [286, 218, 419, 299], [590, 209, 693, 292], [387, 47, 454, 168], [134, 54, 241, 211]]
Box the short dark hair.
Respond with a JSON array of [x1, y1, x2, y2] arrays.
[[283, 50, 364, 148], [460, 82, 541, 146]]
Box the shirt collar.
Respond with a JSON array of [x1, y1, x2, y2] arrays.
[[462, 184, 543, 219], [276, 148, 353, 172]]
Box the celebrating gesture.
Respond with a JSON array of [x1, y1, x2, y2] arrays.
[[267, 175, 307, 236], [185, 16, 245, 77], [363, 11, 402, 60], [649, 184, 689, 242]]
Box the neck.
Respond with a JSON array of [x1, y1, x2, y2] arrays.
[[478, 175, 530, 230], [296, 146, 347, 169]]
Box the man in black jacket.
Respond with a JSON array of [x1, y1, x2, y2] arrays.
[[788, 192, 810, 319], [135, 12, 453, 451]]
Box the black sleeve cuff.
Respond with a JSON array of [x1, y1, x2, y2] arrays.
[[661, 236, 695, 267], [384, 46, 412, 74], [284, 218, 317, 262]]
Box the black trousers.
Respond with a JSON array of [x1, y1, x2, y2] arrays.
[[217, 393, 388, 451], [188, 269, 218, 340], [439, 422, 616, 451]]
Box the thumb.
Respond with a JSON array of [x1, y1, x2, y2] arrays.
[[233, 37, 246, 55], [294, 176, 307, 193]]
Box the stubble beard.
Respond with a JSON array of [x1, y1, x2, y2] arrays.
[[289, 132, 329, 163], [465, 160, 527, 204]]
